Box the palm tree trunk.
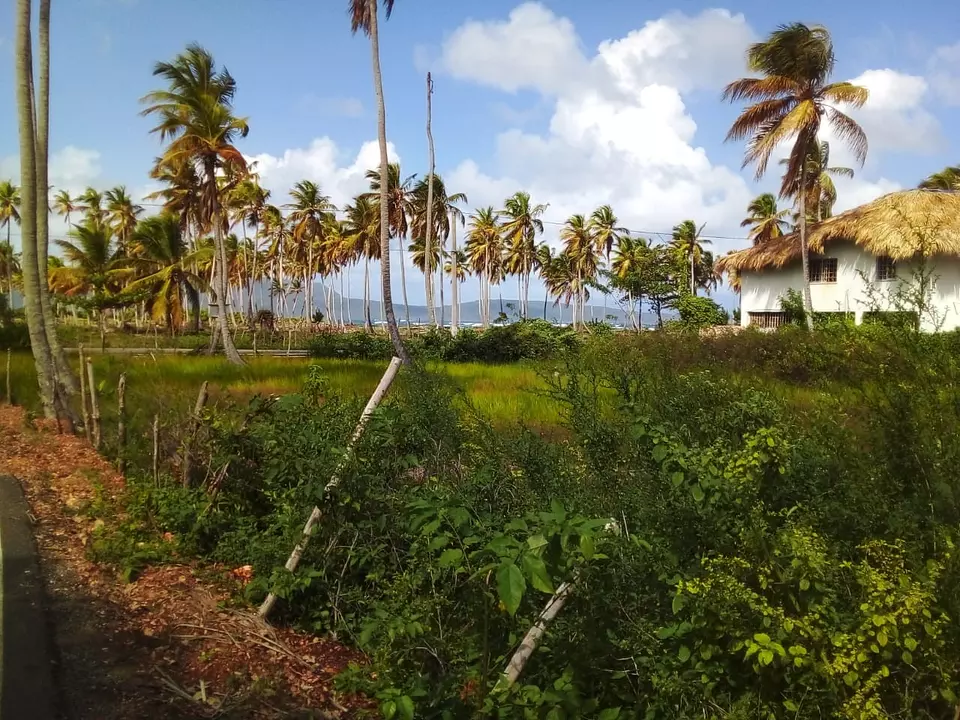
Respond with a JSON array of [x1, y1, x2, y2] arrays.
[[799, 165, 814, 331], [363, 258, 372, 332], [15, 0, 59, 419], [424, 72, 437, 327], [211, 197, 243, 364], [35, 0, 77, 397], [450, 214, 459, 336], [5, 225, 13, 303], [398, 235, 410, 329], [369, 0, 407, 360], [543, 284, 548, 321], [690, 249, 696, 296], [439, 253, 445, 328]]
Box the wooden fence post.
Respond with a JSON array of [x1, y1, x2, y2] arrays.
[[152, 414, 160, 483], [78, 345, 92, 444], [86, 358, 101, 450], [116, 373, 127, 474], [181, 381, 209, 488]]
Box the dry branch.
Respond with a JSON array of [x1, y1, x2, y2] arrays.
[[500, 580, 576, 688], [258, 356, 403, 619]]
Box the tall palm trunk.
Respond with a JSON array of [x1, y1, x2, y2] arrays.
[[398, 235, 410, 329], [424, 72, 437, 327], [36, 0, 77, 395], [450, 213, 459, 336], [798, 163, 814, 331], [15, 0, 59, 418], [368, 0, 407, 360], [363, 257, 372, 331], [207, 167, 243, 364], [5, 224, 12, 302], [690, 249, 696, 295]]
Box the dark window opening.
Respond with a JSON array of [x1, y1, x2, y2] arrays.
[[810, 258, 838, 283]]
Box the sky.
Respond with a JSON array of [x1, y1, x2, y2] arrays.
[[1, 0, 958, 310]]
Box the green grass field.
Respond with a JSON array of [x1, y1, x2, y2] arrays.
[[4, 352, 560, 433]]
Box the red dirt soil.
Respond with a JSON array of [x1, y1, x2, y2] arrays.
[[0, 404, 366, 719]]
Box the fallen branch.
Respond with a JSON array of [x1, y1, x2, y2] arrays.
[[258, 356, 403, 619]]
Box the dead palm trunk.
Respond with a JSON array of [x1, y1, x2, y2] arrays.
[[798, 163, 815, 331], [424, 72, 437, 327], [368, 0, 408, 362], [15, 0, 59, 419]]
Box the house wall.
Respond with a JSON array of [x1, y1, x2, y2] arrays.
[[740, 240, 960, 332]]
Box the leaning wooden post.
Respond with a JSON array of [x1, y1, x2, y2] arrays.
[[86, 358, 101, 450], [259, 356, 403, 619], [4, 348, 11, 404], [181, 381, 209, 488], [78, 346, 92, 443], [116, 373, 127, 474], [152, 414, 160, 483]]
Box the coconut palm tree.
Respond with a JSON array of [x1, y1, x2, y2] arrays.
[[740, 193, 790, 246], [410, 173, 466, 325], [502, 191, 548, 318], [0, 181, 21, 303], [349, 0, 406, 360], [919, 166, 960, 192], [780, 140, 853, 221], [227, 176, 270, 317], [344, 194, 381, 331], [286, 180, 335, 322], [77, 187, 108, 228], [125, 213, 208, 332], [610, 234, 651, 330], [723, 22, 868, 330], [52, 189, 77, 227], [364, 163, 415, 327], [141, 44, 249, 364], [465, 206, 503, 328], [105, 185, 144, 254], [560, 214, 597, 328], [670, 220, 709, 295], [444, 247, 468, 324]]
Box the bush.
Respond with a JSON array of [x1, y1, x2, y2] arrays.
[[674, 293, 729, 328]]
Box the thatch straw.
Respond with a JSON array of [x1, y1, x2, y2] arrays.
[[717, 190, 960, 274]]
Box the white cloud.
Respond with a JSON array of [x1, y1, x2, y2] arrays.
[[842, 69, 942, 154], [246, 138, 400, 208], [929, 42, 960, 105]]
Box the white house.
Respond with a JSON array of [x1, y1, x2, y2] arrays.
[[718, 190, 960, 332]]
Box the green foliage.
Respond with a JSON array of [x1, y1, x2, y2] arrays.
[[674, 294, 729, 328]]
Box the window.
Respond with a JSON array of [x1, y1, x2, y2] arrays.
[[809, 257, 838, 283], [876, 255, 896, 281], [748, 311, 789, 329]]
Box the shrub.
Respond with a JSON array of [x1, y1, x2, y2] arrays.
[[674, 293, 729, 328]]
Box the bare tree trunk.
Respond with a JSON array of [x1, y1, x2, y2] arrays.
[[79, 345, 92, 443], [424, 72, 437, 327], [86, 358, 101, 450], [363, 258, 372, 332], [500, 580, 576, 688], [798, 164, 814, 331], [259, 356, 402, 619], [398, 235, 410, 330], [207, 166, 243, 364], [450, 214, 459, 337], [368, 0, 408, 362], [15, 0, 58, 419]]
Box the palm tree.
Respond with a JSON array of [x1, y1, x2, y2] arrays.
[[227, 176, 270, 318], [287, 180, 335, 322], [344, 194, 381, 331], [723, 23, 868, 329], [501, 191, 547, 318], [560, 214, 596, 328], [444, 248, 468, 324], [350, 0, 407, 360], [740, 193, 790, 246], [52, 189, 77, 227], [780, 140, 853, 221], [141, 44, 249, 364], [126, 213, 208, 332], [77, 187, 107, 228], [670, 220, 709, 295], [105, 185, 143, 253], [611, 235, 651, 331], [364, 163, 415, 327], [261, 205, 292, 317], [0, 181, 21, 303], [410, 173, 466, 325], [919, 166, 960, 192], [465, 206, 503, 328]]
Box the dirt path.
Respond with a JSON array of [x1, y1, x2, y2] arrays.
[[0, 404, 364, 719]]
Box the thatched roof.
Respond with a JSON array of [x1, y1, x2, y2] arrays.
[[716, 190, 960, 274]]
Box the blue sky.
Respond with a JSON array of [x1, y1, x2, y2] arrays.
[[1, 0, 958, 308]]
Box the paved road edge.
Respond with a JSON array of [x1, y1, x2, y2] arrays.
[[0, 474, 56, 720]]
